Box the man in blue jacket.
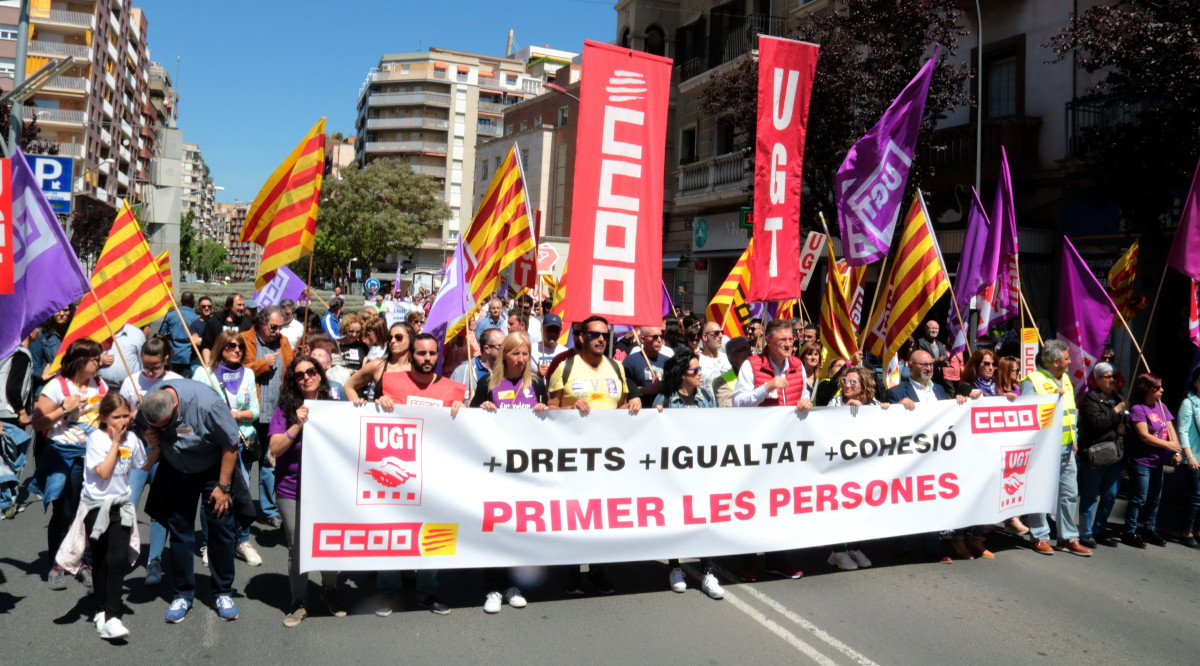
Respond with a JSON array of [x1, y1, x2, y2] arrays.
[[159, 291, 201, 375]]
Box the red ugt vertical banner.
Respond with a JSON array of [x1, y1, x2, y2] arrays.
[[0, 159, 13, 294], [749, 36, 818, 302], [564, 41, 672, 326]]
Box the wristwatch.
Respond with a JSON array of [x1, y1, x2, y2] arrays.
[[217, 483, 232, 494]]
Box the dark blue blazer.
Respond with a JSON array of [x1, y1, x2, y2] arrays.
[[884, 379, 948, 404]]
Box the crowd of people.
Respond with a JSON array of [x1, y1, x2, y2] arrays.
[[1, 287, 1198, 642]]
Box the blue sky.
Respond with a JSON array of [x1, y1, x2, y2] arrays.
[[137, 0, 616, 203]]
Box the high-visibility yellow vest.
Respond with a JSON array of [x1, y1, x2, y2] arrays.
[[1023, 368, 1077, 446]]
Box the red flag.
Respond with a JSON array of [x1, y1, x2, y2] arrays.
[[748, 36, 818, 301], [564, 41, 671, 326]]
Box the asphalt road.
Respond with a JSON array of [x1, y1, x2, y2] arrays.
[[3, 471, 1199, 666]]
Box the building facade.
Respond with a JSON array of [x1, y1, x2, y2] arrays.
[[215, 200, 257, 283], [181, 141, 217, 240]]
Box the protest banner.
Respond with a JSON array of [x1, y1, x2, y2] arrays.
[[300, 396, 1064, 572]]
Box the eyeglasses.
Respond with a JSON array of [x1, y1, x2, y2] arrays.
[[410, 318, 425, 323], [841, 377, 860, 386], [1101, 356, 1115, 362], [199, 304, 213, 310], [641, 334, 662, 341], [390, 334, 407, 342], [584, 330, 608, 340], [482, 343, 500, 350], [224, 342, 244, 351], [296, 367, 319, 379], [981, 361, 996, 367], [1097, 374, 1114, 380], [268, 324, 282, 332], [685, 366, 703, 376], [770, 336, 795, 344], [702, 331, 720, 338]]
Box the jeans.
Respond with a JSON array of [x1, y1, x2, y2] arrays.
[[1027, 447, 1079, 541], [1125, 463, 1165, 534], [1075, 456, 1123, 538], [199, 449, 255, 544], [128, 461, 167, 563], [1185, 465, 1200, 535], [155, 461, 236, 602], [47, 457, 87, 565], [377, 569, 438, 599], [278, 497, 335, 604], [254, 422, 279, 520]]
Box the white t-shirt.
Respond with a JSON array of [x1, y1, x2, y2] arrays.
[[83, 429, 147, 501], [698, 351, 731, 391], [280, 319, 305, 347], [118, 370, 183, 406], [534, 342, 568, 376], [41, 377, 105, 445]]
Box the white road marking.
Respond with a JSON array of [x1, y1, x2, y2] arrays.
[[718, 586, 839, 666], [203, 607, 217, 648]]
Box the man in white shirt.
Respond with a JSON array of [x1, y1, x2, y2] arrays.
[[697, 321, 730, 391], [278, 299, 305, 348]]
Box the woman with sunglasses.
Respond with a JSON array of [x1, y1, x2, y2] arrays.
[[192, 330, 263, 566], [650, 350, 724, 599], [469, 332, 544, 613], [31, 339, 107, 591], [1123, 373, 1181, 548], [826, 366, 888, 569], [996, 356, 1022, 398], [270, 356, 346, 627], [345, 322, 415, 407]]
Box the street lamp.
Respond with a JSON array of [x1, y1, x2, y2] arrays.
[[543, 81, 580, 102]]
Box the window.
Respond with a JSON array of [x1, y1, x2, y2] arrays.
[[481, 160, 489, 180], [533, 115, 542, 127], [644, 26, 666, 57], [0, 25, 17, 40], [507, 74, 518, 86], [620, 27, 631, 49], [521, 149, 529, 166], [986, 56, 1017, 117], [714, 117, 736, 155], [519, 120, 527, 132], [400, 64, 410, 74], [679, 126, 697, 164], [558, 106, 569, 127]]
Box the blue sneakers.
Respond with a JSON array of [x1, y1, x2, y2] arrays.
[[215, 595, 239, 621], [164, 598, 191, 623]]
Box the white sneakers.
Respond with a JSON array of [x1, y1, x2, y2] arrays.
[[484, 587, 527, 613], [700, 573, 725, 600], [99, 616, 130, 641], [669, 567, 687, 593], [827, 551, 858, 570], [236, 542, 263, 566], [848, 549, 872, 568]]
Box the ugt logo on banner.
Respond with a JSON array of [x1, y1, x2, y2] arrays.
[[358, 417, 424, 506]]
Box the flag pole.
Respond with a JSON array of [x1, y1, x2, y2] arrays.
[[916, 191, 972, 356], [1133, 261, 1170, 374], [299, 251, 316, 353], [85, 288, 140, 405], [1113, 306, 1152, 377], [818, 212, 867, 352]]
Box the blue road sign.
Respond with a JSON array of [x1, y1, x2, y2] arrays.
[[28, 154, 74, 215], [364, 277, 380, 295]]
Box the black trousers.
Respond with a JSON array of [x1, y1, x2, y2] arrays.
[[83, 505, 130, 619]]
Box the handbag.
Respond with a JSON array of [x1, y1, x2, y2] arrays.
[[1084, 435, 1123, 467]]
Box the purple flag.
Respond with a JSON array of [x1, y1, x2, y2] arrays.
[[0, 150, 89, 360], [1168, 156, 1200, 280], [425, 241, 473, 346], [1058, 237, 1119, 390], [947, 188, 999, 353], [836, 45, 939, 265], [660, 280, 673, 318], [252, 265, 307, 307], [981, 146, 1021, 329]]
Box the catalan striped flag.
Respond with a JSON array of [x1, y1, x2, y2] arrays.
[[465, 145, 536, 304], [863, 196, 950, 360], [820, 237, 861, 360], [155, 250, 172, 293], [706, 241, 753, 338], [550, 261, 569, 345], [241, 118, 326, 290], [48, 201, 173, 374], [1107, 240, 1146, 321]]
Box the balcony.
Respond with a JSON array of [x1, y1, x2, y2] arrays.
[[119, 145, 132, 162], [43, 76, 87, 94], [51, 141, 85, 158], [477, 123, 502, 137], [408, 164, 447, 178], [365, 117, 450, 131], [920, 115, 1042, 188], [117, 171, 130, 187], [679, 13, 789, 82], [120, 120, 134, 138], [1065, 97, 1149, 159], [106, 39, 119, 63], [478, 101, 507, 115], [676, 151, 751, 199], [102, 99, 115, 118], [34, 9, 94, 29], [24, 107, 86, 125], [364, 141, 448, 155], [127, 42, 139, 64], [27, 40, 89, 59], [367, 91, 451, 108], [104, 70, 116, 90]]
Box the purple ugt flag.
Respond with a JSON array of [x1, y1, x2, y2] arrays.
[[836, 44, 939, 266], [252, 265, 308, 307], [1168, 156, 1200, 280], [1058, 236, 1119, 391], [0, 149, 89, 360], [947, 188, 1000, 353]]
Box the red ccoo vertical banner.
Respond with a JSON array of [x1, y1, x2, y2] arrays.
[[0, 158, 12, 294], [564, 41, 671, 326], [749, 36, 818, 302]]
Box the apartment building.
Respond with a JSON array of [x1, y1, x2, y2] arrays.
[[181, 141, 217, 240], [354, 47, 546, 272], [327, 133, 355, 180], [215, 200, 257, 283]]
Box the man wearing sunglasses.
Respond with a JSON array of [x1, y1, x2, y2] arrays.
[[239, 306, 293, 531], [623, 325, 669, 405]]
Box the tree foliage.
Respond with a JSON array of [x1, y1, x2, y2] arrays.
[[0, 98, 61, 156], [67, 197, 116, 267], [1046, 1, 1200, 232], [700, 0, 970, 231], [179, 209, 197, 272], [306, 158, 450, 281], [193, 240, 232, 281]]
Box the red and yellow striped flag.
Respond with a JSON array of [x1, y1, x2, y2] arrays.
[[820, 237, 861, 361], [154, 250, 172, 294], [863, 197, 950, 360], [1107, 240, 1146, 321], [706, 241, 753, 338], [48, 201, 173, 374], [242, 118, 325, 289], [465, 145, 536, 303], [550, 261, 569, 345]]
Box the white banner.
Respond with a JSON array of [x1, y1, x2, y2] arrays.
[[300, 396, 1065, 572]]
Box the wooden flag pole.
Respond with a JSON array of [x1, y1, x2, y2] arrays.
[[856, 255, 890, 349], [1113, 306, 1152, 377], [299, 252, 316, 353]]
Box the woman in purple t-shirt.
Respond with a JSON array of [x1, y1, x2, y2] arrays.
[[469, 332, 544, 614], [268, 356, 346, 627], [1123, 372, 1181, 548]]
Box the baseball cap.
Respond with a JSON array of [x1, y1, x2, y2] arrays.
[[542, 313, 563, 328]]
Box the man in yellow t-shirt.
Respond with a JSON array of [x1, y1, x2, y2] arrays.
[[547, 315, 641, 596]]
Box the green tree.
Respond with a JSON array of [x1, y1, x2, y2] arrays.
[[699, 0, 970, 230], [179, 209, 197, 272], [306, 158, 449, 282], [194, 240, 231, 281]]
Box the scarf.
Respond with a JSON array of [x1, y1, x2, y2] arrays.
[[217, 362, 245, 396], [974, 376, 997, 397]]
